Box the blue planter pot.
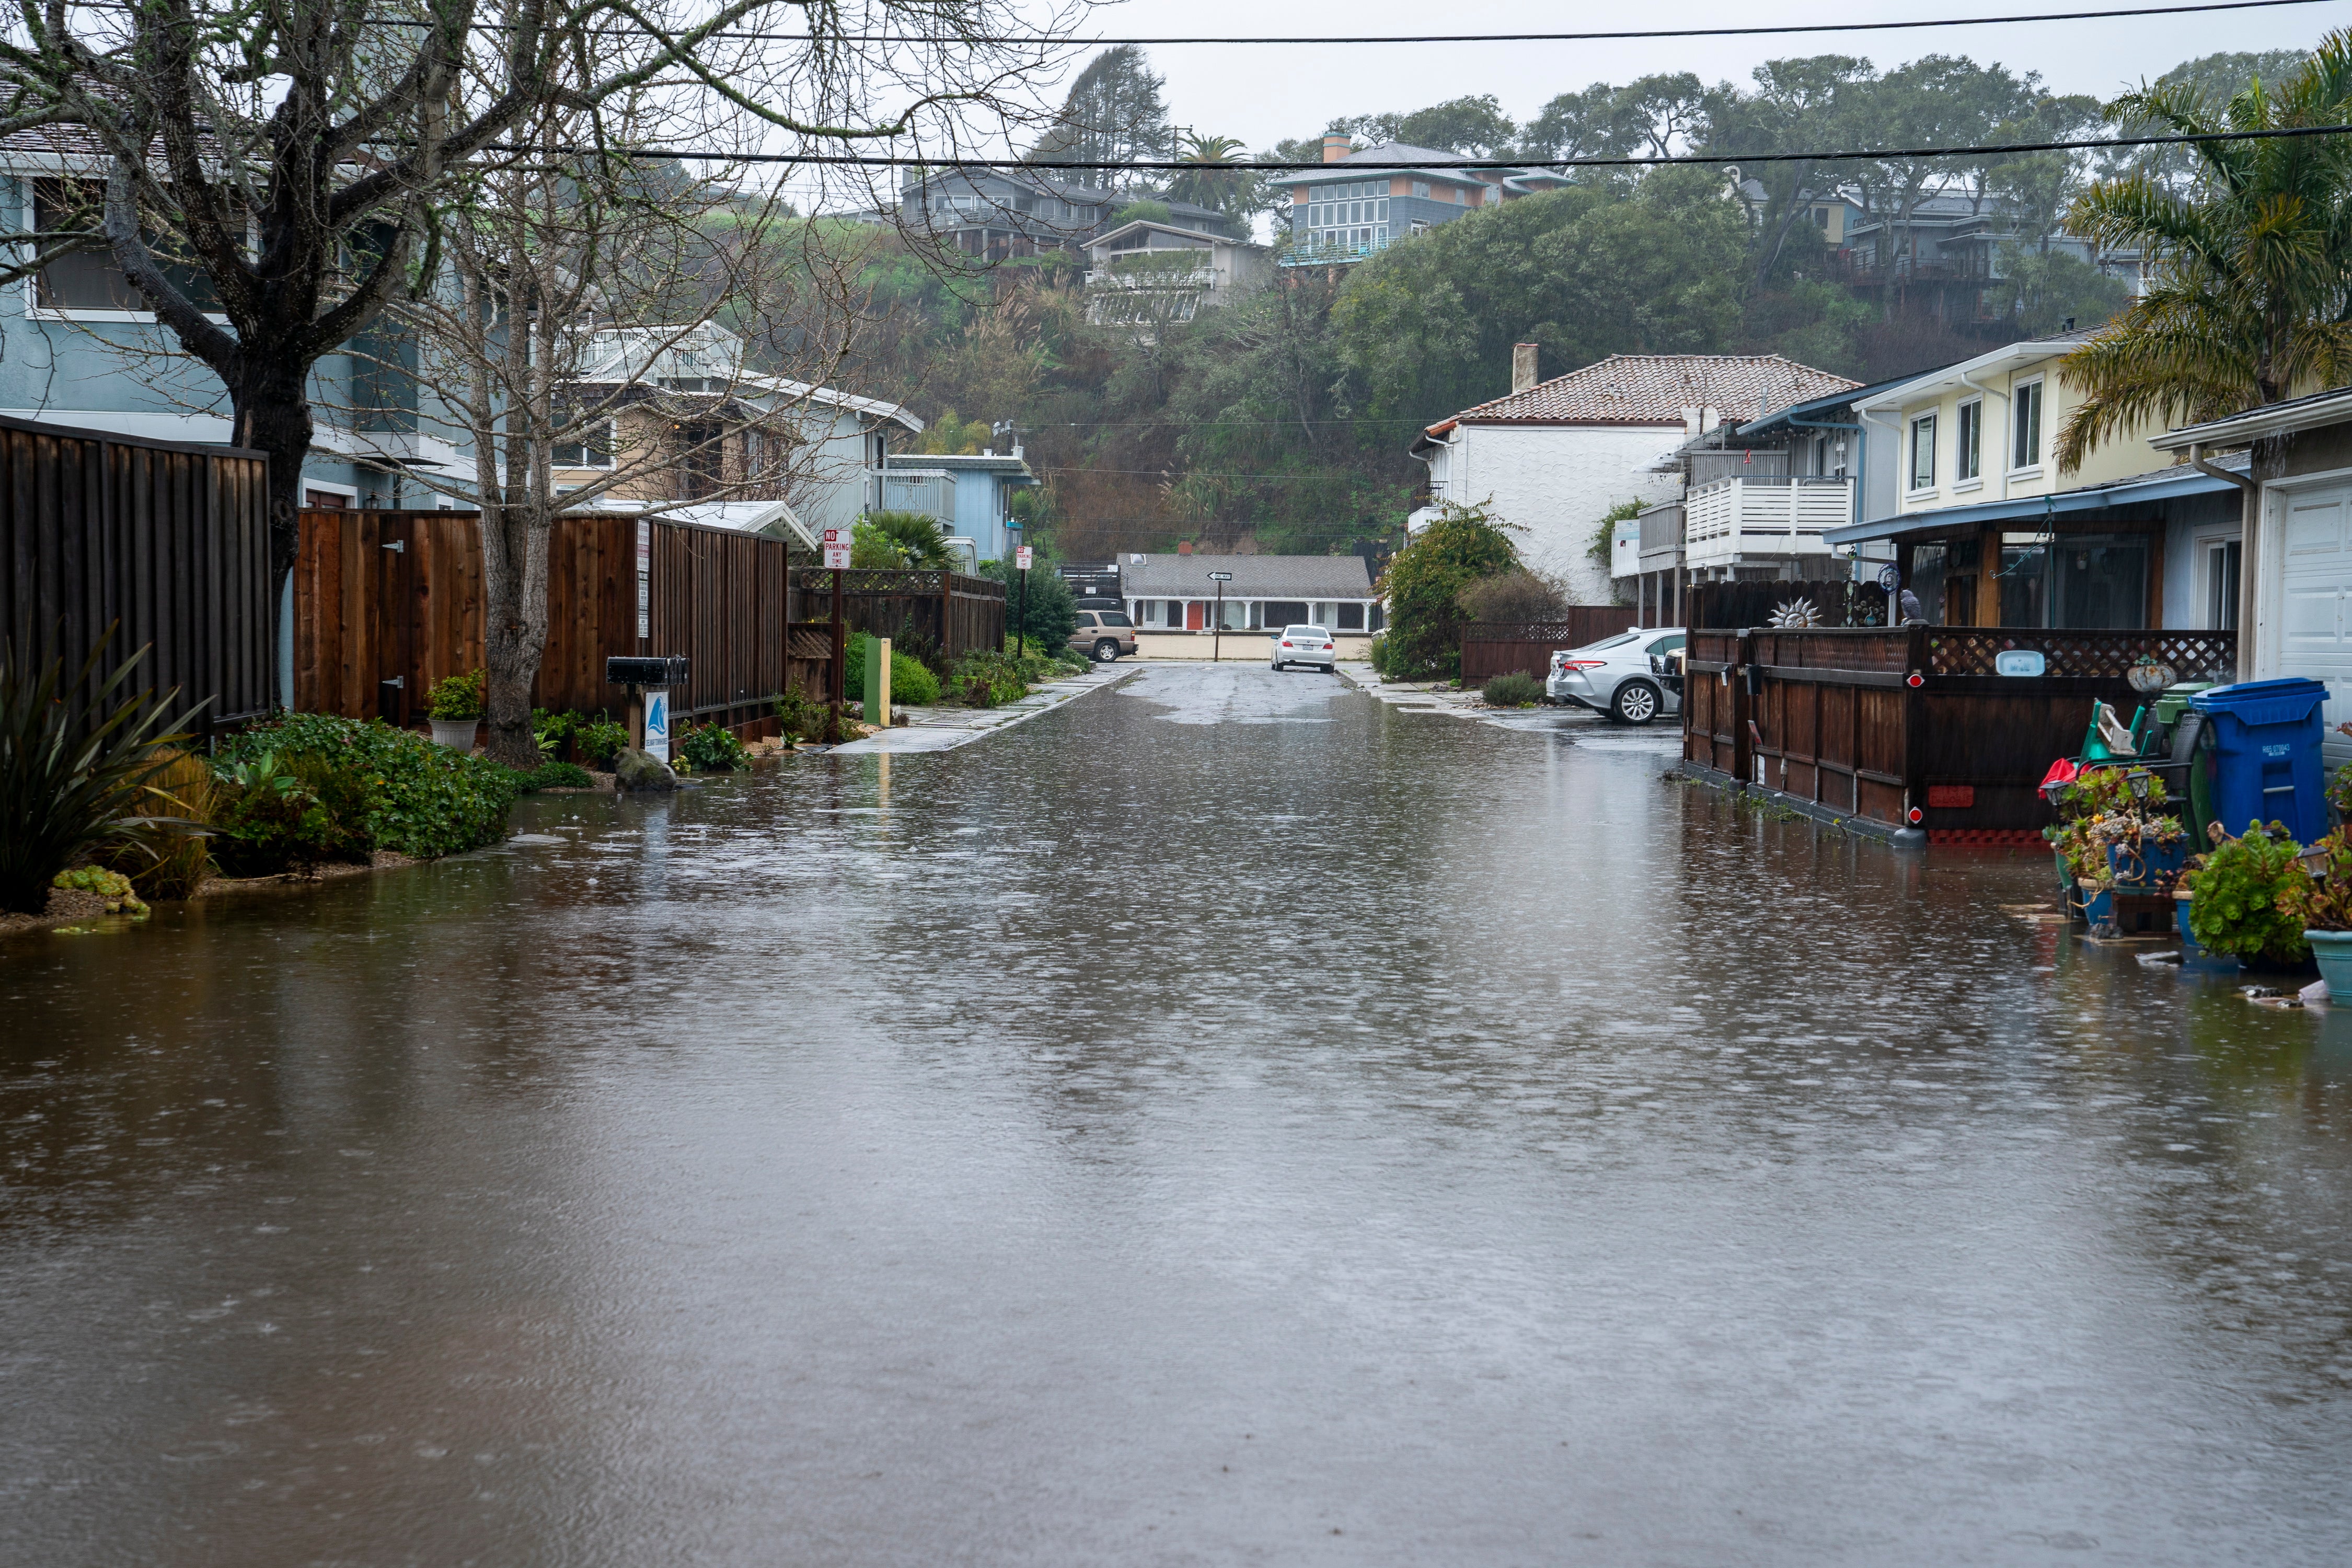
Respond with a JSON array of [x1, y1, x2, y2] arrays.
[[2078, 880, 2113, 928], [2108, 836, 2188, 890], [2307, 930, 2352, 1000]]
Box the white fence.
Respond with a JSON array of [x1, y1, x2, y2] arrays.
[[1683, 477, 1853, 571]]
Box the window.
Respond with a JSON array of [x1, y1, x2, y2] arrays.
[[2206, 537, 2242, 630], [33, 178, 220, 313], [552, 421, 616, 469], [1412, 181, 1431, 199], [1955, 399, 1982, 482], [1097, 611, 1133, 628], [1337, 603, 1365, 630], [1813, 207, 1830, 227], [2012, 378, 2044, 470], [1908, 413, 1937, 492]]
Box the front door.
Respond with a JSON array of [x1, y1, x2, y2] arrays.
[[2272, 482, 2352, 766], [1186, 601, 1205, 630]]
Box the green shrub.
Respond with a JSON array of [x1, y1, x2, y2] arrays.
[[844, 639, 942, 707], [676, 722, 748, 773], [426, 667, 486, 720], [1, 635, 209, 914], [1376, 500, 1521, 680], [216, 714, 516, 860], [950, 648, 1034, 708], [106, 748, 217, 900], [210, 750, 375, 876], [52, 864, 147, 914], [981, 550, 1078, 649], [1483, 672, 1544, 707], [774, 689, 818, 744], [516, 760, 593, 791], [574, 717, 628, 764], [2185, 822, 2310, 964]]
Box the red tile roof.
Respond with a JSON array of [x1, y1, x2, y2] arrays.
[[1446, 354, 1861, 428]]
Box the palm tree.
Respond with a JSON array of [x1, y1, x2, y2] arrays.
[[1164, 133, 1257, 221], [2055, 32, 2352, 471]]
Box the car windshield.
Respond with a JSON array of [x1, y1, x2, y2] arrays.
[[1284, 626, 1327, 638], [1097, 613, 1133, 628]]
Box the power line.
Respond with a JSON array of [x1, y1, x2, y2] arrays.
[[470, 120, 2352, 170]]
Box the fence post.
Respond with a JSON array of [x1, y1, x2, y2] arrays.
[[1731, 630, 1755, 787], [1903, 620, 1929, 829], [940, 567, 953, 657]]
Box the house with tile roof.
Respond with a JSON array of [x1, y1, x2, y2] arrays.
[[1410, 349, 1860, 603], [1277, 136, 1575, 265]]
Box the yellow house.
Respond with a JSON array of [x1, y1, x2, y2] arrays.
[[1825, 333, 2247, 631]]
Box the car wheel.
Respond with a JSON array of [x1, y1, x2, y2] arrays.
[[1271, 660, 1285, 671], [1093, 640, 1120, 663], [1610, 679, 1662, 725]]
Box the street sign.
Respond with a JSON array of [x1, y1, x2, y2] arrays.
[[1017, 545, 1034, 570], [821, 527, 842, 543], [824, 544, 852, 570], [1207, 570, 1232, 581], [643, 687, 671, 764]]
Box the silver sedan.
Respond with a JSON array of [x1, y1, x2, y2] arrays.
[[1545, 628, 1686, 724]]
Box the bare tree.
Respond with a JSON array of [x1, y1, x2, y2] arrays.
[[0, 0, 1074, 667]]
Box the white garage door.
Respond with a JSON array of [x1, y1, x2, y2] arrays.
[[2275, 483, 2352, 767]]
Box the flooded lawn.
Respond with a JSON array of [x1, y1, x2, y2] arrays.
[[5, 663, 2350, 1564]]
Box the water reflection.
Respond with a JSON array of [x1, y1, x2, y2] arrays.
[[4, 664, 2351, 1564]]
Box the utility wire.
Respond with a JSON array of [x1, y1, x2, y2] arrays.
[[460, 121, 2352, 170]]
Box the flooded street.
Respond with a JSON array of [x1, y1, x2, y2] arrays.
[[6, 661, 2352, 1565]]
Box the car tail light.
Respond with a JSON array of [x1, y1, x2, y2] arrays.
[[1562, 659, 1606, 670], [1281, 641, 1293, 648]]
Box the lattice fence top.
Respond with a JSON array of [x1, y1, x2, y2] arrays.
[[1924, 630, 2235, 680], [790, 567, 1006, 598]]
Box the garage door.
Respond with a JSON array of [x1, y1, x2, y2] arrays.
[[2276, 483, 2352, 767]]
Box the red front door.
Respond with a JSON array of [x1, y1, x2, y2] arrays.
[[1185, 601, 1205, 630]]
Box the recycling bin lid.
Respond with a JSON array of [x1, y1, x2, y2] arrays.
[[2188, 676, 2329, 725]]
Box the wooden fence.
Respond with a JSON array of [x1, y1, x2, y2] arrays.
[[294, 511, 1010, 733], [0, 412, 272, 730], [1683, 625, 2238, 839], [1460, 609, 1640, 682]]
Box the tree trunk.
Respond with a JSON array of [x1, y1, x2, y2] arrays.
[[230, 366, 317, 708], [479, 500, 552, 770]]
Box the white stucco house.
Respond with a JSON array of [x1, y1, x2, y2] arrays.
[[1410, 350, 1861, 604]]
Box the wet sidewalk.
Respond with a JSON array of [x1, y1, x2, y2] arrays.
[[828, 662, 1139, 753]]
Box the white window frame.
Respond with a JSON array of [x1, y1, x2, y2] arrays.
[[552, 419, 618, 470], [1907, 411, 1938, 495], [1953, 396, 1983, 490], [2010, 376, 2045, 475]]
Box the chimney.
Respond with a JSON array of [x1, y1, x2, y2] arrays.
[[1177, 539, 1194, 555], [1322, 134, 1352, 165], [1511, 342, 1538, 396]]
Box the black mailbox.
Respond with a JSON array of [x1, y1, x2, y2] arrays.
[[607, 655, 689, 686]]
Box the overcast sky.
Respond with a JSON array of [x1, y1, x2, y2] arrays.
[[1088, 0, 2342, 150]]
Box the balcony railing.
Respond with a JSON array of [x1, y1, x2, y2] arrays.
[[1275, 235, 1396, 267], [1683, 476, 1853, 570], [1084, 266, 1219, 290]]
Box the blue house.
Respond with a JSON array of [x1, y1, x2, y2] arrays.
[[880, 451, 1037, 563]]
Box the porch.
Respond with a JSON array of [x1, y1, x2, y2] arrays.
[[1683, 476, 1853, 572]]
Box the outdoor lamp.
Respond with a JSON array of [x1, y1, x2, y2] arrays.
[[2125, 769, 2152, 801]]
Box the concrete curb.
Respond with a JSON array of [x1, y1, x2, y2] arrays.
[[825, 663, 1142, 754]]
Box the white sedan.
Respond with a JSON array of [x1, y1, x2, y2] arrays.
[[1546, 628, 1686, 724], [1271, 625, 1338, 672]]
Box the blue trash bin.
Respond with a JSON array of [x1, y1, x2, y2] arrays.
[[2188, 677, 2331, 843]]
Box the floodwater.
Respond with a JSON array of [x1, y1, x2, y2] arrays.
[[5, 662, 2352, 1566]]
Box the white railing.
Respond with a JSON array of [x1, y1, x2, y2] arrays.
[[879, 474, 953, 524], [1682, 477, 1853, 570], [1084, 267, 1219, 290]]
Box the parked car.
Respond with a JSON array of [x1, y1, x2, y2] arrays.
[[1068, 609, 1139, 662], [1271, 625, 1338, 672], [1546, 628, 1687, 724]]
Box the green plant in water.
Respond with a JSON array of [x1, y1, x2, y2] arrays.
[[426, 667, 486, 720], [2281, 825, 2352, 932], [1482, 672, 1544, 707], [209, 750, 377, 876], [52, 864, 147, 915], [1, 632, 209, 914], [2041, 765, 2183, 891], [675, 722, 748, 773], [515, 760, 593, 791], [2185, 821, 2311, 964], [214, 713, 516, 860]]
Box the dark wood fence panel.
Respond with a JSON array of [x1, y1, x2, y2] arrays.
[[1684, 624, 2240, 836], [1460, 608, 1641, 682], [789, 567, 1006, 660], [0, 413, 272, 729]]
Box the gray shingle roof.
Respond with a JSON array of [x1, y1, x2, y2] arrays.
[[1122, 554, 1373, 597]]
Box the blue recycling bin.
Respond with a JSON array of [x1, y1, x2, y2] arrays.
[[2188, 677, 2331, 843]]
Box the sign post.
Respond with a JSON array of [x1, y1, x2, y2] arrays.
[[606, 656, 688, 764], [1016, 544, 1033, 658], [823, 528, 849, 728], [1208, 570, 1232, 662]]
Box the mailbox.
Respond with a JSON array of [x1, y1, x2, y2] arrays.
[[607, 655, 688, 686]]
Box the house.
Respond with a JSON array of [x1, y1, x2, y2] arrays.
[[1081, 219, 1271, 329], [1621, 375, 1901, 625], [1276, 137, 1575, 264], [878, 450, 1037, 562], [544, 325, 921, 541], [2148, 387, 2352, 747], [0, 134, 445, 506], [1120, 552, 1383, 635], [1411, 349, 1860, 603], [1821, 333, 2244, 630], [1836, 191, 2143, 323], [897, 167, 1239, 261]]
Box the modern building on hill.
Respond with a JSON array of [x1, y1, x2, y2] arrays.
[[1275, 136, 1575, 264], [1120, 552, 1382, 633], [877, 450, 1037, 563], [1411, 349, 1860, 603], [897, 167, 1241, 261], [1081, 218, 1272, 330]]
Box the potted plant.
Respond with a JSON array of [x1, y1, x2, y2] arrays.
[[425, 668, 486, 750], [2044, 765, 2185, 929], [2182, 821, 2311, 973], [2281, 826, 2352, 998]]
